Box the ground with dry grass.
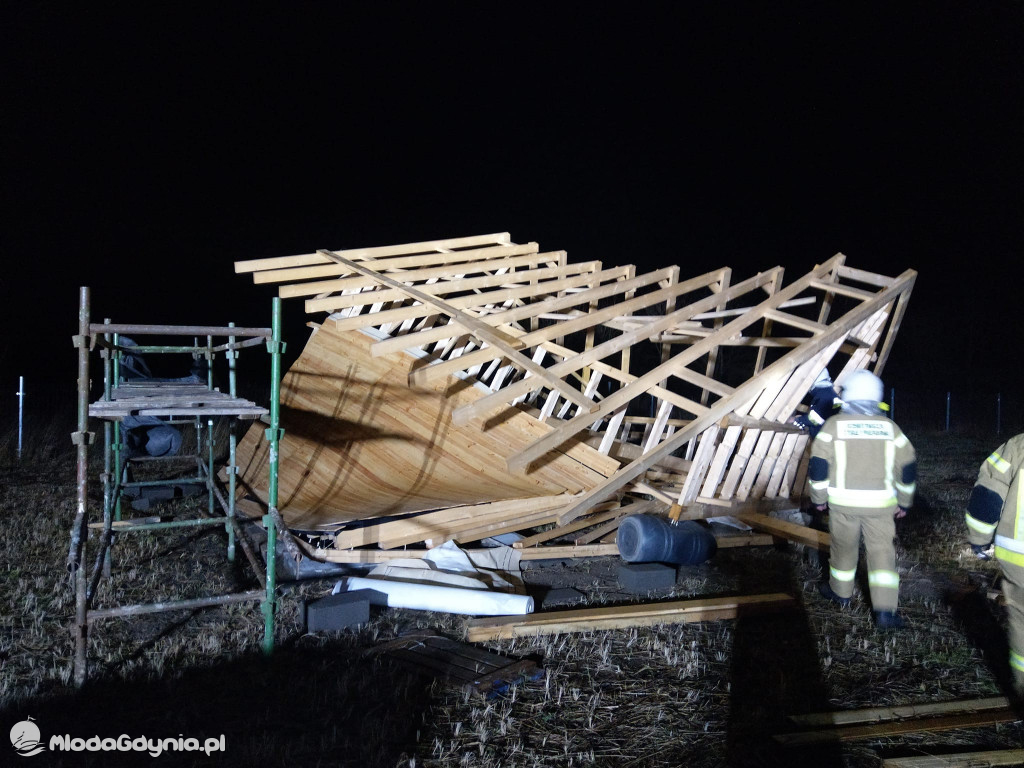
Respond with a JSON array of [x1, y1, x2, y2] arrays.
[[1, 424, 1022, 767]]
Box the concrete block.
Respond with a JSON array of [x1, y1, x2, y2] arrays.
[[617, 562, 676, 593], [538, 587, 586, 609], [305, 590, 372, 633]]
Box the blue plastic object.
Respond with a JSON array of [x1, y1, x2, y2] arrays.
[[616, 515, 717, 565]]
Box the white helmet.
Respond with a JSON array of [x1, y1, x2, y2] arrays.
[[842, 370, 883, 403]]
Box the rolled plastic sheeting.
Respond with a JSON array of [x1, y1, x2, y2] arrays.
[[337, 576, 534, 616]]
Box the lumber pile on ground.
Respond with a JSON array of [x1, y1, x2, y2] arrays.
[[232, 233, 914, 559]]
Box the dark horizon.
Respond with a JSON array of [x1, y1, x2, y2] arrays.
[[2, 4, 1021, 425]]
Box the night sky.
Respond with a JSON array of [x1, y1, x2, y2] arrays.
[[2, 3, 1022, 419]]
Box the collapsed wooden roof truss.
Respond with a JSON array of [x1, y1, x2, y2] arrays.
[[235, 233, 915, 547]]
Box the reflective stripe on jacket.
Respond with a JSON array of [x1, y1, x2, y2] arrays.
[[967, 433, 1024, 564], [809, 411, 916, 512]]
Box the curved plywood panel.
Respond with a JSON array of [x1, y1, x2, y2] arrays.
[[235, 322, 619, 530]]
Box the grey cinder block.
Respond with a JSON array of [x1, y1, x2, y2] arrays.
[[617, 562, 676, 593], [305, 590, 372, 633]]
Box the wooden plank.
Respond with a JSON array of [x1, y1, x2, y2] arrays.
[[253, 242, 539, 284], [88, 516, 161, 529], [317, 249, 597, 414], [234, 232, 512, 273], [881, 748, 1024, 767], [297, 540, 621, 564], [677, 426, 720, 505], [837, 263, 896, 288], [808, 278, 877, 302], [513, 500, 638, 549], [736, 512, 829, 550], [775, 709, 1021, 746], [333, 496, 572, 550], [306, 252, 575, 312], [283, 250, 557, 299], [375, 266, 678, 359], [789, 697, 1011, 728], [873, 274, 916, 376], [700, 425, 744, 499], [423, 266, 729, 393], [518, 544, 620, 559], [763, 308, 828, 335], [332, 264, 630, 332], [450, 509, 562, 545], [466, 592, 796, 641], [715, 533, 775, 548]]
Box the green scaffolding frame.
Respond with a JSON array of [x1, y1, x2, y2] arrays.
[[69, 287, 284, 686]]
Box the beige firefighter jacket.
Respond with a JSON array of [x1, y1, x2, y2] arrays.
[[966, 433, 1024, 566], [809, 411, 916, 512]]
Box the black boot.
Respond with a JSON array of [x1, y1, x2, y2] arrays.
[[874, 610, 905, 630], [818, 581, 851, 607]]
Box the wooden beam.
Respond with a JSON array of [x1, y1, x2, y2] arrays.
[[234, 232, 512, 273], [332, 263, 624, 332], [253, 242, 539, 284], [881, 749, 1024, 768], [375, 265, 678, 359], [789, 697, 1011, 728], [317, 249, 597, 414], [513, 500, 649, 549], [466, 592, 797, 641], [305, 252, 576, 312], [283, 250, 558, 299], [736, 512, 829, 550], [774, 709, 1021, 746]]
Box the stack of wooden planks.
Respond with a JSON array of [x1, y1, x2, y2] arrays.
[[232, 233, 914, 559]]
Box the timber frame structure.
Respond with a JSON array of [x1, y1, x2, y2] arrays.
[[69, 288, 284, 685], [232, 233, 916, 558]]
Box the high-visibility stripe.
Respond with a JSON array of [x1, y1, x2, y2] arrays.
[[893, 433, 909, 448], [884, 439, 896, 499], [809, 479, 829, 491], [966, 513, 997, 535], [830, 565, 856, 582], [988, 452, 1011, 473], [1016, 478, 1024, 541], [835, 440, 847, 491], [816, 432, 833, 443], [827, 488, 898, 508], [995, 534, 1024, 554], [995, 546, 1024, 568], [894, 480, 916, 495], [809, 411, 825, 425], [868, 570, 900, 588], [1011, 650, 1024, 673]]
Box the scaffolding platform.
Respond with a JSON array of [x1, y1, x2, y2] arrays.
[[69, 288, 285, 686]]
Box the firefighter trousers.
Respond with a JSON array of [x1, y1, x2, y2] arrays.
[[828, 506, 899, 612], [999, 560, 1024, 697]]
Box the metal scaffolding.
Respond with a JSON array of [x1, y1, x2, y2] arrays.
[[69, 287, 284, 686]]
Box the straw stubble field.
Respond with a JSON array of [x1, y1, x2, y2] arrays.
[[1, 425, 1022, 767]]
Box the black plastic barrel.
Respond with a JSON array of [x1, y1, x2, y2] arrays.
[[616, 515, 717, 565]]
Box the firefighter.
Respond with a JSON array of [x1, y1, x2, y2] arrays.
[[965, 433, 1024, 697], [809, 370, 916, 629], [796, 368, 843, 438]]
